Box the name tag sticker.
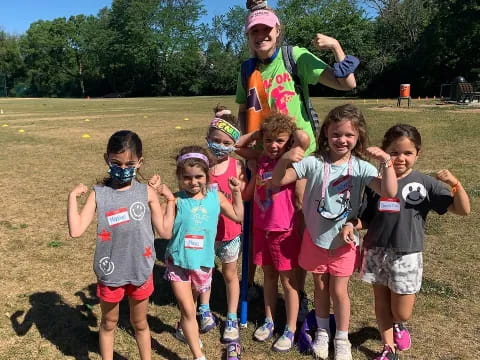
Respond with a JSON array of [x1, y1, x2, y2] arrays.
[[106, 208, 130, 226], [184, 234, 204, 249], [262, 171, 273, 181], [378, 198, 401, 212], [331, 175, 352, 194]]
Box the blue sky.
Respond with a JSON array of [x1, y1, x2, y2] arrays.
[[0, 0, 278, 35]]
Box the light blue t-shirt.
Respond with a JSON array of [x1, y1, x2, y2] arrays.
[[165, 189, 220, 270], [293, 155, 378, 249]]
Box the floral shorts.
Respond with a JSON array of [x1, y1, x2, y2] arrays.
[[215, 235, 242, 264], [164, 258, 212, 294], [360, 247, 423, 294]]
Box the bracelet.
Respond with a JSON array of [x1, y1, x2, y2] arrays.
[[333, 55, 360, 78], [380, 156, 393, 169], [166, 198, 176, 202], [451, 182, 460, 193]]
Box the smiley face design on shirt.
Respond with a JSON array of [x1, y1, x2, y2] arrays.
[[402, 182, 427, 205], [130, 201, 146, 221]]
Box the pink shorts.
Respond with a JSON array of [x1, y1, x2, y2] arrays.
[[298, 230, 358, 276], [164, 258, 212, 294], [253, 227, 300, 271], [97, 274, 154, 303]]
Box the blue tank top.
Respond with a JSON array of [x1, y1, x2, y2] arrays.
[[93, 180, 154, 286], [165, 189, 220, 270]]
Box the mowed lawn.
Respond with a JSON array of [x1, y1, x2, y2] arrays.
[[0, 97, 478, 360]]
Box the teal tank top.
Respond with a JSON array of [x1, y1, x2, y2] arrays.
[[166, 189, 220, 270]]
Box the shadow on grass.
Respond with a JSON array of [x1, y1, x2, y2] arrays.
[[350, 325, 381, 358], [9, 290, 128, 360]]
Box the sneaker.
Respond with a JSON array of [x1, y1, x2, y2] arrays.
[[373, 344, 398, 360], [297, 292, 309, 323], [272, 328, 294, 352], [226, 341, 241, 360], [222, 319, 240, 343], [333, 338, 352, 360], [393, 323, 411, 351], [199, 310, 217, 333], [253, 321, 274, 341], [312, 329, 330, 359], [174, 322, 203, 348]]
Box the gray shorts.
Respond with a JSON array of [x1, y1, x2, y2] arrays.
[[360, 247, 423, 294], [214, 235, 241, 264]]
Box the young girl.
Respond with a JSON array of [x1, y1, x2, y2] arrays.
[[197, 105, 246, 343], [150, 146, 244, 360], [67, 130, 175, 360], [272, 104, 398, 360], [358, 124, 470, 360], [242, 113, 302, 352]]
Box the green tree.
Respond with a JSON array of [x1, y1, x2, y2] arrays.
[[0, 31, 25, 96], [277, 0, 373, 93]]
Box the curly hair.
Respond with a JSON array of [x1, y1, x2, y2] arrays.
[[259, 112, 297, 139], [315, 104, 368, 160]]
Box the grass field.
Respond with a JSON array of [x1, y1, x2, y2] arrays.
[[0, 97, 478, 360]]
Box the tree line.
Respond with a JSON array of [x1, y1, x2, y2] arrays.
[[0, 0, 478, 98]]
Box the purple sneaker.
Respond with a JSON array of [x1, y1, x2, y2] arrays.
[[272, 328, 294, 352], [393, 323, 411, 351], [199, 310, 217, 333], [373, 344, 398, 360], [226, 341, 241, 360]]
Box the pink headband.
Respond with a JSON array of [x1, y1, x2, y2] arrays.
[[176, 153, 209, 167], [245, 9, 280, 33]]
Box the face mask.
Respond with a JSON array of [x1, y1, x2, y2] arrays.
[[108, 164, 136, 184], [207, 140, 235, 158]]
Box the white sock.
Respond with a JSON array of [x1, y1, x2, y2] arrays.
[[335, 330, 349, 340], [315, 316, 330, 332]]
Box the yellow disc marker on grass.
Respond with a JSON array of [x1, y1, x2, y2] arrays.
[[175, 126, 182, 129], [2, 124, 8, 127], [84, 119, 90, 122], [82, 134, 91, 138], [18, 129, 25, 133], [184, 117, 189, 121]]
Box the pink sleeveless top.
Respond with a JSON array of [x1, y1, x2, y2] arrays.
[[253, 155, 296, 231], [210, 157, 243, 242]]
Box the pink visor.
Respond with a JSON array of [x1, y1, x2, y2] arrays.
[[245, 9, 280, 33]]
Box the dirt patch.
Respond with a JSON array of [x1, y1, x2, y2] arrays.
[[370, 106, 421, 112]]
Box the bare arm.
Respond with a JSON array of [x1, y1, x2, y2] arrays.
[[220, 177, 244, 223], [236, 159, 247, 192], [365, 147, 397, 198], [436, 170, 470, 216], [67, 184, 96, 238], [148, 175, 176, 239], [271, 148, 304, 186], [313, 34, 356, 90]]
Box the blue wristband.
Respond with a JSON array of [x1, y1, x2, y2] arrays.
[[333, 55, 360, 78]]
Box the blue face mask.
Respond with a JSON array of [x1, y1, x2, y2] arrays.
[[108, 164, 136, 184], [207, 140, 235, 158]]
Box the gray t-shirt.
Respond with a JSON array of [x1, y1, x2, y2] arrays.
[[361, 171, 453, 253], [93, 180, 155, 286], [293, 155, 377, 249]]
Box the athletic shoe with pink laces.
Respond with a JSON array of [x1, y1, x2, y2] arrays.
[[374, 344, 398, 360], [393, 323, 411, 351]]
